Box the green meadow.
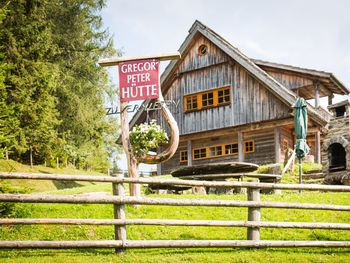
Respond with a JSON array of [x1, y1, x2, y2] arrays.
[[0, 161, 349, 262]]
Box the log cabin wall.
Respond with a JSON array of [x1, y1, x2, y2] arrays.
[[160, 133, 239, 174], [260, 68, 313, 91], [243, 129, 275, 165], [160, 128, 279, 174], [152, 35, 292, 137]]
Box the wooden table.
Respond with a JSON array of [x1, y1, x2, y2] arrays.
[[171, 162, 281, 194], [171, 162, 259, 177]]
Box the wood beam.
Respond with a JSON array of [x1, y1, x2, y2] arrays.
[[179, 118, 294, 142], [187, 140, 192, 166], [238, 132, 244, 162], [315, 82, 320, 108], [315, 130, 321, 164], [328, 94, 334, 106], [97, 52, 181, 67], [274, 127, 281, 163]]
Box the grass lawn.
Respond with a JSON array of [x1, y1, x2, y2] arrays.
[[0, 160, 106, 193], [0, 160, 349, 262], [0, 182, 350, 262]]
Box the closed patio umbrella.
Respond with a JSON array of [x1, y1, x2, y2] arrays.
[[294, 97, 309, 193]]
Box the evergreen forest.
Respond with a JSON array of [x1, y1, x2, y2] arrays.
[[0, 0, 119, 171]]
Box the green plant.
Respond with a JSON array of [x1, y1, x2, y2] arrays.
[[0, 182, 31, 218], [129, 120, 168, 157]]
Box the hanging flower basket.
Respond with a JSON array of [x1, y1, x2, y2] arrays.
[[129, 120, 169, 157]]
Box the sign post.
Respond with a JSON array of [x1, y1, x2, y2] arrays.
[[98, 53, 180, 198]]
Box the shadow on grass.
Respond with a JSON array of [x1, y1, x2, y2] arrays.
[[52, 180, 84, 190]]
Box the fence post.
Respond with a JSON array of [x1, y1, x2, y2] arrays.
[[112, 173, 126, 252], [247, 180, 260, 241]]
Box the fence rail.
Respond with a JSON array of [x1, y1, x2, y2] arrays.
[[1, 172, 350, 191], [0, 172, 350, 251]]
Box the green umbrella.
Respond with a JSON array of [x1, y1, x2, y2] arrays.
[[294, 97, 309, 193]]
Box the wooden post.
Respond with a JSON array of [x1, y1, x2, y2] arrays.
[[30, 146, 33, 168], [5, 150, 8, 160], [56, 157, 59, 169], [328, 95, 333, 106], [315, 83, 320, 108], [98, 53, 180, 196], [156, 164, 162, 176], [238, 132, 244, 162], [315, 130, 321, 164], [247, 180, 260, 241], [187, 140, 192, 166], [112, 173, 126, 253], [274, 127, 281, 163], [121, 102, 140, 198]]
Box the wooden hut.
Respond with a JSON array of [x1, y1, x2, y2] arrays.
[[129, 20, 350, 175]]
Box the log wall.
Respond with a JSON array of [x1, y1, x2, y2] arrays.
[[243, 129, 275, 164], [261, 69, 313, 91], [152, 35, 291, 136]]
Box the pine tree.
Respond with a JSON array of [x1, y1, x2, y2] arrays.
[[0, 0, 119, 171]]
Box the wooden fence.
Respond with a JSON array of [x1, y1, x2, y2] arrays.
[[0, 172, 350, 250]]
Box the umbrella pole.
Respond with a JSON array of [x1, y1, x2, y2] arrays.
[[298, 158, 302, 193]]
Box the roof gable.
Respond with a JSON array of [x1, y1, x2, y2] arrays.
[[129, 20, 328, 130]]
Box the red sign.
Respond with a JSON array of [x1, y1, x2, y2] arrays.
[[118, 59, 160, 102]]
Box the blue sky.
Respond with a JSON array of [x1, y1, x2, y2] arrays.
[[101, 0, 350, 170]]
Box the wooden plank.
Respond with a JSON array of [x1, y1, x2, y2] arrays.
[[1, 194, 350, 211], [281, 150, 296, 176], [1, 218, 350, 230], [315, 130, 321, 164], [111, 174, 126, 252], [120, 102, 140, 197], [247, 180, 260, 241], [315, 82, 320, 108], [274, 127, 281, 163], [0, 240, 349, 249], [179, 117, 294, 141], [187, 140, 192, 166], [171, 162, 258, 176], [177, 173, 281, 180], [1, 172, 350, 192], [238, 132, 244, 162], [98, 52, 181, 67]]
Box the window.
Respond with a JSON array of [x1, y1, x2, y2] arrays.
[[184, 86, 231, 112], [198, 44, 208, 56], [185, 95, 198, 111], [193, 148, 207, 160], [244, 141, 254, 153], [180, 150, 188, 163], [202, 92, 214, 108], [209, 146, 222, 157], [225, 144, 238, 155], [218, 87, 230, 105], [192, 143, 238, 161]]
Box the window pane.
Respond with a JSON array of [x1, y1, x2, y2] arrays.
[[216, 146, 222, 155], [209, 147, 216, 156]]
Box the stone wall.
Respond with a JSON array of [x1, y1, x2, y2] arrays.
[[322, 114, 350, 185]]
